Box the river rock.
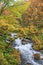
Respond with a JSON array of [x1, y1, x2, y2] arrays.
[[22, 39, 27, 45], [34, 53, 40, 60], [41, 58, 43, 60]]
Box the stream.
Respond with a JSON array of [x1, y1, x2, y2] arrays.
[[6, 33, 43, 65]]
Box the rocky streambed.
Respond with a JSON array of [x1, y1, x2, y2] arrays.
[[6, 33, 43, 65]]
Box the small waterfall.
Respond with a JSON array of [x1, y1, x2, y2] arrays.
[[11, 33, 17, 38], [11, 34, 43, 65]]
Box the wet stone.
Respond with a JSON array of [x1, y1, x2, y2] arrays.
[[34, 53, 40, 60]]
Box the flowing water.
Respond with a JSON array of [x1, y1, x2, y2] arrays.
[[10, 33, 43, 65]]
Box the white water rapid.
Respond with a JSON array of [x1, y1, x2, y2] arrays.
[[12, 37, 43, 65], [7, 33, 43, 65]]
